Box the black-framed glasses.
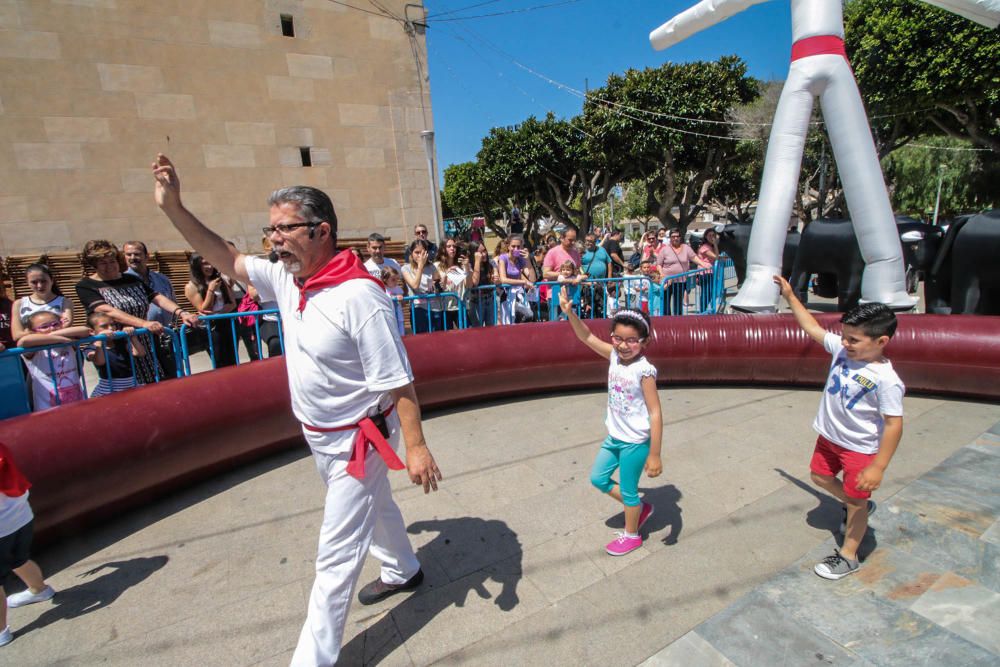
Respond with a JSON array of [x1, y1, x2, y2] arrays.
[[610, 334, 645, 346], [262, 222, 317, 236]]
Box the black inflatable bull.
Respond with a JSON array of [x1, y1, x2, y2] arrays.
[[929, 209, 1000, 315], [789, 217, 944, 312], [717, 221, 799, 285]]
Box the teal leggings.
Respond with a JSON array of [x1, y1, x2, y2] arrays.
[[590, 435, 650, 507]]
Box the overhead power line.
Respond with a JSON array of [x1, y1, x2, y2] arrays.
[[432, 0, 585, 22], [426, 0, 504, 20]]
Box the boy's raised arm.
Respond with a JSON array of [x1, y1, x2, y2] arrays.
[[774, 275, 827, 345]]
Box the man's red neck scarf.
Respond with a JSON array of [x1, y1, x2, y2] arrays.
[[295, 249, 384, 313], [0, 443, 31, 498]]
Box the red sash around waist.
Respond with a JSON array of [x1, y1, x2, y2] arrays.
[[303, 405, 404, 480], [791, 35, 848, 63]]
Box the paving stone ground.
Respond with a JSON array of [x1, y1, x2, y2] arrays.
[[2, 386, 996, 666]]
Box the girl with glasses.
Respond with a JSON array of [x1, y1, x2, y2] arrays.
[[558, 288, 663, 556]]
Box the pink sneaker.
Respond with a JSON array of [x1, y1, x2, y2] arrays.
[[606, 532, 642, 556], [638, 502, 654, 530]]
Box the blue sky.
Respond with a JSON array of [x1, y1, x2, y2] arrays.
[[423, 0, 794, 180]]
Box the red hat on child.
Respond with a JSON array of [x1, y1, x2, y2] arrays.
[[0, 442, 31, 497]]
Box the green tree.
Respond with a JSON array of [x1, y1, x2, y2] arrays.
[[583, 56, 760, 233], [882, 136, 998, 217], [441, 161, 506, 235], [476, 113, 625, 238], [845, 0, 1000, 155]]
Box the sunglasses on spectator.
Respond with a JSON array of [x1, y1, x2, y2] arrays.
[[415, 229, 428, 235], [610, 334, 645, 346], [33, 320, 63, 331]]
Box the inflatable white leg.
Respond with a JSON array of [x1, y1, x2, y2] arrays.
[[730, 63, 815, 313], [820, 57, 916, 310]]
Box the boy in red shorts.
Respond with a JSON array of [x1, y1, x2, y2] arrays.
[[774, 276, 904, 580]]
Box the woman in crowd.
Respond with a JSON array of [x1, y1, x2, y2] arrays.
[[436, 238, 476, 330], [496, 234, 536, 325], [10, 264, 74, 344], [466, 241, 495, 327], [697, 228, 721, 264], [75, 240, 196, 384], [656, 229, 712, 315], [185, 253, 237, 368], [401, 238, 445, 334]]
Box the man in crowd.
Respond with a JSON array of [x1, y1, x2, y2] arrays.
[[152, 154, 442, 666], [123, 240, 179, 379], [542, 228, 581, 281], [600, 228, 626, 277], [364, 233, 402, 280], [403, 224, 437, 264]]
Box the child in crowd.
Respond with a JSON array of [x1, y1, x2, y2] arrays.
[[10, 264, 74, 344], [775, 275, 904, 580], [1, 442, 56, 647], [559, 288, 663, 556], [18, 311, 91, 411], [552, 260, 585, 320], [381, 266, 406, 337], [86, 313, 148, 397]]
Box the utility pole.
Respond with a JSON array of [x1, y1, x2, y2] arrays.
[[932, 163, 946, 226]]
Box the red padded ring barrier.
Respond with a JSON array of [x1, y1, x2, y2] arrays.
[[1, 314, 997, 541]]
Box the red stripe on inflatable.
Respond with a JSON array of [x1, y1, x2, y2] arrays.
[[791, 35, 848, 62], [0, 314, 997, 542]]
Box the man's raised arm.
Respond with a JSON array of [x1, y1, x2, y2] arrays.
[[650, 0, 768, 50], [152, 154, 250, 285]]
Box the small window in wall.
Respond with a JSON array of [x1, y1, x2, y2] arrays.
[[280, 14, 295, 37], [299, 147, 312, 167]]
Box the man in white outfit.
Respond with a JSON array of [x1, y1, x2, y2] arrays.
[[152, 154, 442, 667], [650, 0, 999, 312]]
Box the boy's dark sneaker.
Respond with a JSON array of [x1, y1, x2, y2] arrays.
[[357, 568, 424, 605], [814, 549, 860, 580], [839, 499, 877, 534]]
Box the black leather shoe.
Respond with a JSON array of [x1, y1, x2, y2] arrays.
[[357, 568, 424, 605]]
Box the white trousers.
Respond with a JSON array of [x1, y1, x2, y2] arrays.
[[290, 416, 421, 667]]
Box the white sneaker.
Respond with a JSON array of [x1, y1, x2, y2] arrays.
[[0, 626, 12, 647], [6, 585, 55, 608]]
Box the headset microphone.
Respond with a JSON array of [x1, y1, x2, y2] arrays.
[[308, 226, 315, 240], [268, 250, 279, 263]]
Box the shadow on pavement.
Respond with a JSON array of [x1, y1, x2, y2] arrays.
[[774, 468, 878, 559], [340, 517, 521, 665], [14, 556, 169, 637]]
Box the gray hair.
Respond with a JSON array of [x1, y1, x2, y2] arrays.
[[267, 186, 338, 234]]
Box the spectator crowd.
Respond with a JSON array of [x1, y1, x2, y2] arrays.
[[0, 222, 723, 414]]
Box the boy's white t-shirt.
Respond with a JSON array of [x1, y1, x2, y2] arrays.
[[813, 332, 905, 455], [245, 256, 413, 446], [606, 350, 658, 444]]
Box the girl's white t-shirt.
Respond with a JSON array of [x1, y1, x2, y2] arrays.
[[813, 332, 905, 454], [606, 350, 658, 444]]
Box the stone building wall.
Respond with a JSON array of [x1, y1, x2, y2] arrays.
[[0, 0, 435, 256]]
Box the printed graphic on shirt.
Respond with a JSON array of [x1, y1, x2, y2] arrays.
[[826, 359, 879, 410]]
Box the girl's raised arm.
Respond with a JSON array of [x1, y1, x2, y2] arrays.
[[559, 288, 612, 359]]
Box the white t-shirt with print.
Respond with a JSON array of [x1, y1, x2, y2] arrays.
[[606, 350, 658, 444], [364, 256, 401, 281], [245, 256, 413, 453], [813, 332, 905, 455]]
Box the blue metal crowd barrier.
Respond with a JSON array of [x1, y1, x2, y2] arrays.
[[0, 261, 742, 420], [178, 309, 283, 374], [400, 292, 467, 334], [0, 327, 175, 418]]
